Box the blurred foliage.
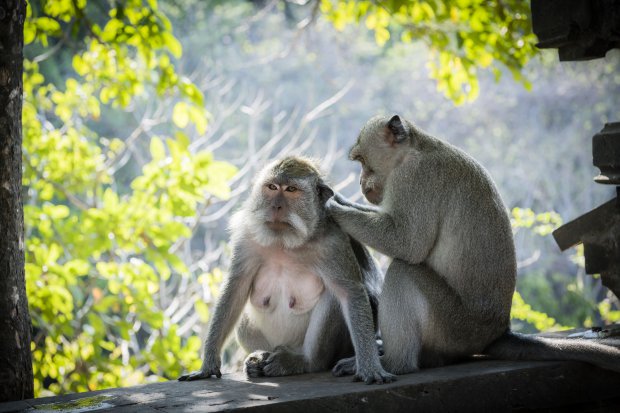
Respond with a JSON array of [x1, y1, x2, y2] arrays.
[[23, 0, 235, 396], [511, 291, 567, 332], [509, 208, 567, 332], [509, 208, 619, 332], [510, 207, 562, 237], [320, 0, 536, 104]]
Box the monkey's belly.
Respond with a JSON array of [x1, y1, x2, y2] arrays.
[[250, 262, 324, 315], [247, 262, 325, 349], [245, 303, 313, 350]]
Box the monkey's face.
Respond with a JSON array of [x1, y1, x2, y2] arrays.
[[247, 159, 325, 249], [349, 116, 408, 205]]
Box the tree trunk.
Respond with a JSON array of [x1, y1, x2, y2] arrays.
[[0, 0, 34, 402]]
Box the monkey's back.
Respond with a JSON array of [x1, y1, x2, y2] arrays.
[[396, 136, 517, 325]]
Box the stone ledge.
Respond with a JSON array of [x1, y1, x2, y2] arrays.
[[2, 359, 620, 412]]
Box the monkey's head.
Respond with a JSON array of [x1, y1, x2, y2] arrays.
[[245, 156, 333, 249], [349, 114, 411, 205]]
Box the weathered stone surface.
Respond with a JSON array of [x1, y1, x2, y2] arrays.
[[531, 0, 620, 61], [593, 122, 620, 184], [2, 359, 620, 412]]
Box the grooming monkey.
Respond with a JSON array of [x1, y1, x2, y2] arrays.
[[179, 156, 394, 383], [327, 115, 620, 376]]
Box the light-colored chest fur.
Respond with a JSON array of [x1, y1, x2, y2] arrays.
[[245, 247, 325, 350]]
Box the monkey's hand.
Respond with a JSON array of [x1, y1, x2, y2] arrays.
[[325, 196, 352, 214], [178, 354, 222, 381], [327, 194, 380, 215], [331, 192, 348, 205], [333, 357, 396, 384], [326, 192, 357, 209]]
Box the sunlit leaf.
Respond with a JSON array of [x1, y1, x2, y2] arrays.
[[150, 137, 166, 161], [172, 101, 190, 129]]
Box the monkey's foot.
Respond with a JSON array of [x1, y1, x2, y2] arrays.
[[262, 347, 305, 377], [244, 348, 305, 378], [332, 356, 356, 377], [244, 350, 271, 378]]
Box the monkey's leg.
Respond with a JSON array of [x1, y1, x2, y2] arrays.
[[261, 293, 352, 377], [300, 292, 353, 372], [378, 259, 424, 374], [237, 313, 272, 352], [380, 259, 499, 374], [236, 314, 275, 378]]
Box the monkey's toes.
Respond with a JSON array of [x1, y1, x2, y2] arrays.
[[354, 369, 397, 385], [262, 362, 287, 377], [379, 371, 397, 384], [244, 351, 271, 378], [178, 369, 220, 381], [332, 356, 356, 377]]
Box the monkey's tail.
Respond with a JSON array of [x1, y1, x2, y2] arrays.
[[484, 331, 620, 373]]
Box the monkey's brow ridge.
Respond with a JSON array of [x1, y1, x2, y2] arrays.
[[349, 145, 360, 160]]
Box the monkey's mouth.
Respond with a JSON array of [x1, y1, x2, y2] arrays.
[[265, 221, 293, 231], [363, 188, 382, 205]]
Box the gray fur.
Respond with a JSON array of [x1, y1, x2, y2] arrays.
[[328, 115, 620, 375], [179, 156, 394, 384]]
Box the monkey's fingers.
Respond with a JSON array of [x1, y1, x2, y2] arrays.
[[354, 370, 397, 385], [177, 369, 221, 381], [332, 192, 348, 205], [380, 371, 397, 384]]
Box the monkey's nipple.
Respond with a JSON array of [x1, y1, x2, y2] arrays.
[[262, 296, 270, 307], [288, 296, 296, 309]]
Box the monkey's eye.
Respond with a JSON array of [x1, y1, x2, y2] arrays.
[[267, 184, 278, 190], [285, 186, 298, 193]]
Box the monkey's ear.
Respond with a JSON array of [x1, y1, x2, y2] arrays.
[[317, 180, 334, 204], [386, 115, 408, 146]]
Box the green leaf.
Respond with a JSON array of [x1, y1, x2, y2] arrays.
[[163, 32, 183, 59], [44, 204, 70, 219], [194, 301, 210, 323], [24, 24, 36, 44], [172, 102, 190, 129], [374, 27, 390, 46], [36, 17, 62, 34], [168, 254, 187, 275], [175, 131, 190, 151], [150, 137, 166, 161]]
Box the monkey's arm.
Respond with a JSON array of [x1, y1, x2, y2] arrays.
[[326, 199, 434, 264], [320, 236, 396, 384], [178, 244, 256, 381]]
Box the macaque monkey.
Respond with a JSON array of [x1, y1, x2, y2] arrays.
[[179, 156, 394, 384], [327, 114, 620, 376]]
